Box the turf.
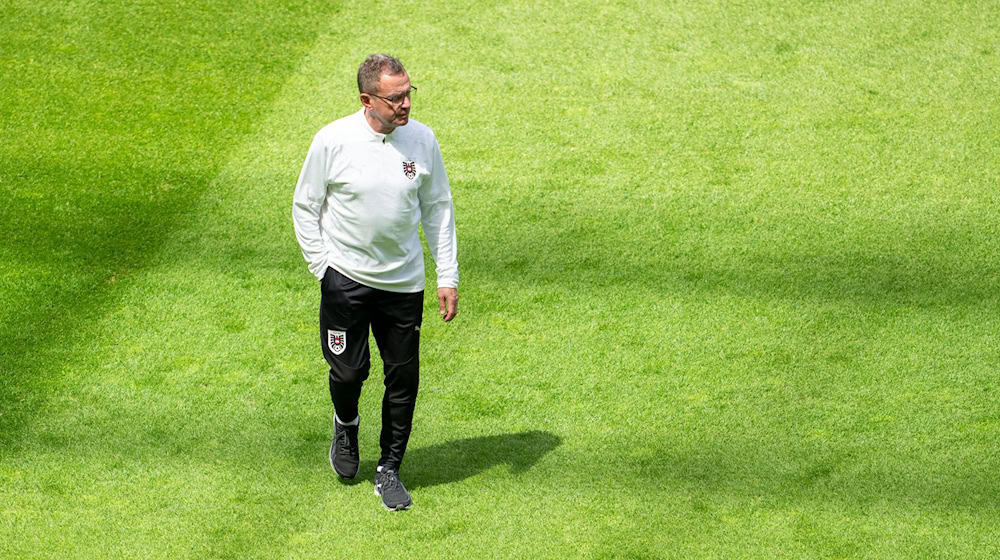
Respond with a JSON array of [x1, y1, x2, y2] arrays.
[[2, 0, 999, 558]]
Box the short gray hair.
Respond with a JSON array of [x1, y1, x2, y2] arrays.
[[357, 54, 406, 93]]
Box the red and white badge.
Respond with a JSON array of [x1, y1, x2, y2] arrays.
[[327, 329, 346, 355], [402, 161, 417, 180]]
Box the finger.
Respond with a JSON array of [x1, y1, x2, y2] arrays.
[[443, 295, 457, 322]]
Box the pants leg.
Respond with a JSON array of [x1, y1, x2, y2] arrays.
[[319, 267, 373, 422], [370, 289, 424, 471]]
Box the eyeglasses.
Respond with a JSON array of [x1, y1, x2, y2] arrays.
[[367, 85, 417, 107]]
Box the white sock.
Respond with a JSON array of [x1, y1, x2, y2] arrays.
[[335, 414, 359, 426]]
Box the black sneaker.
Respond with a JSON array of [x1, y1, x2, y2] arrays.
[[330, 417, 359, 479], [374, 466, 412, 511]]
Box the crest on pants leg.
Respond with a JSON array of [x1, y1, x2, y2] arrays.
[[327, 329, 346, 355]]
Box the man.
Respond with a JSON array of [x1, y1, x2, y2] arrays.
[[292, 54, 458, 511]]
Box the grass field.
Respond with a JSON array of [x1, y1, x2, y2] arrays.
[[2, 0, 999, 558]]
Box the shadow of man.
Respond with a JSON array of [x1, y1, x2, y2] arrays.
[[357, 430, 561, 489]]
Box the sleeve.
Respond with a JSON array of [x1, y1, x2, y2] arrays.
[[418, 134, 459, 289], [292, 133, 331, 280]]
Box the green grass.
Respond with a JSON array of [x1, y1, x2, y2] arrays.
[[2, 0, 999, 558]]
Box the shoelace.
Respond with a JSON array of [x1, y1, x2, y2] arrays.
[[336, 429, 356, 455], [378, 470, 402, 491]]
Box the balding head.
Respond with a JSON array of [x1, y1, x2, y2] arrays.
[[357, 53, 406, 94]]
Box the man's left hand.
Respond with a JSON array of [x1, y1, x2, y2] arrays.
[[437, 287, 458, 322]]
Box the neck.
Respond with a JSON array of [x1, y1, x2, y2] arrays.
[[364, 108, 396, 135]]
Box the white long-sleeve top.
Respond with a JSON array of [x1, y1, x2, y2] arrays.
[[292, 109, 458, 292]]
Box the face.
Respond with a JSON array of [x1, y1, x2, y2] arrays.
[[361, 72, 412, 133]]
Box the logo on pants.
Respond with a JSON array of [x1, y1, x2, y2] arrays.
[[328, 329, 346, 355]]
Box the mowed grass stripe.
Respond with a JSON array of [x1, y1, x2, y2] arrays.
[[0, 1, 338, 445], [1, 2, 346, 558]]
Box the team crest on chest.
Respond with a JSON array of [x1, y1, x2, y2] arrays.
[[327, 329, 346, 355], [402, 161, 417, 180]]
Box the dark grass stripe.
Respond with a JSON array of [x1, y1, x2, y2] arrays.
[[0, 0, 341, 449]]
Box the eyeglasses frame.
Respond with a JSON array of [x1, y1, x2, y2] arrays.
[[367, 85, 417, 107]]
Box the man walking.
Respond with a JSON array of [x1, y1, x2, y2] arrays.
[[292, 54, 459, 511]]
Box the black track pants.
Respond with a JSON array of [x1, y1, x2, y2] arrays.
[[319, 267, 423, 471]]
